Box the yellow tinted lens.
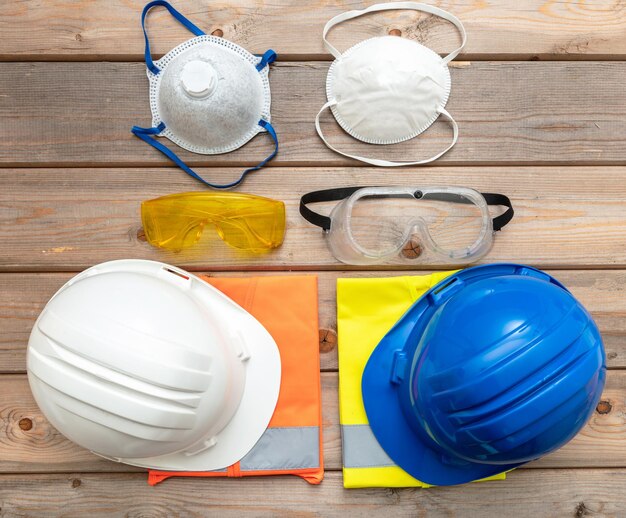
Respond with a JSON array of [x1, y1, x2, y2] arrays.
[[142, 201, 205, 250], [216, 205, 286, 250], [141, 192, 285, 252]]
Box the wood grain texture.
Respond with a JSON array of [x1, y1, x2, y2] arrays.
[[1, 470, 626, 517], [1, 269, 625, 373], [2, 166, 626, 271], [2, 1, 626, 60], [2, 62, 626, 167], [1, 371, 624, 474]]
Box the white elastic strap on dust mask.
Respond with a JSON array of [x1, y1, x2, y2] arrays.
[[322, 2, 467, 64], [315, 102, 458, 167]]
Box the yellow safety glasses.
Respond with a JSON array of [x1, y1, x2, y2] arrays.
[[141, 192, 286, 252]]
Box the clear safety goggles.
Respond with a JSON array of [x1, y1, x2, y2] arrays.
[[142, 192, 286, 252], [300, 187, 513, 265]]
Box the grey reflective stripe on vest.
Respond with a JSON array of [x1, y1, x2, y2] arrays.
[[238, 426, 320, 470], [342, 424, 396, 468]]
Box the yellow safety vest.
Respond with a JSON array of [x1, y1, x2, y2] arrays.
[[337, 272, 508, 488]]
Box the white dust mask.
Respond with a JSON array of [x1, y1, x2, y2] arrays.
[[132, 0, 278, 188], [316, 2, 467, 166]]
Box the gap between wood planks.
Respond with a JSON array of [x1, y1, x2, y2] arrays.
[[3, 265, 626, 273], [4, 159, 626, 169], [4, 53, 626, 63]]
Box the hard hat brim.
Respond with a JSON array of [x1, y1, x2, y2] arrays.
[[124, 307, 281, 471]]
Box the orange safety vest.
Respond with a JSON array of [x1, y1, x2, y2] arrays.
[[148, 275, 323, 485]]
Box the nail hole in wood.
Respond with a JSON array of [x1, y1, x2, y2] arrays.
[[389, 29, 402, 37], [319, 328, 337, 353], [18, 418, 33, 431], [596, 400, 612, 414]]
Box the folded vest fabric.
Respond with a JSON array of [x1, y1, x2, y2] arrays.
[[337, 272, 507, 488], [148, 275, 323, 485]]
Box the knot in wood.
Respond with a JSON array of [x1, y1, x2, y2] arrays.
[[575, 501, 589, 517], [319, 328, 337, 353], [388, 28, 402, 37], [18, 418, 33, 431], [211, 29, 224, 37], [596, 400, 612, 414], [401, 239, 422, 259]]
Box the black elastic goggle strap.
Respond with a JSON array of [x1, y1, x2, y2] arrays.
[[482, 193, 514, 231], [299, 187, 514, 232], [299, 187, 364, 231]]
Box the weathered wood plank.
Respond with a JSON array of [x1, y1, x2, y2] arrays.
[[2, 62, 626, 166], [1, 269, 625, 373], [1, 371, 623, 473], [2, 1, 626, 60], [2, 167, 626, 271], [0, 470, 626, 518], [0, 470, 625, 517]]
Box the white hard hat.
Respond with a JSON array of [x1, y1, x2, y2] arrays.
[[27, 259, 281, 471]]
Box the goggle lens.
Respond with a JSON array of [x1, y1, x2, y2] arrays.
[[349, 192, 485, 258]]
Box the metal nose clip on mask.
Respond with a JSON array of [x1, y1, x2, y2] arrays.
[[132, 1, 278, 189], [316, 2, 467, 166], [300, 186, 514, 266]]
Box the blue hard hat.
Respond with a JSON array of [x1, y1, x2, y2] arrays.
[[362, 264, 606, 486]]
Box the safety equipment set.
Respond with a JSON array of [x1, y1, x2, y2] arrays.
[[27, 0, 606, 491]]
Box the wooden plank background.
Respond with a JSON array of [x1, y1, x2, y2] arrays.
[[1, 1, 625, 516], [2, 0, 626, 60], [2, 61, 626, 167]]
